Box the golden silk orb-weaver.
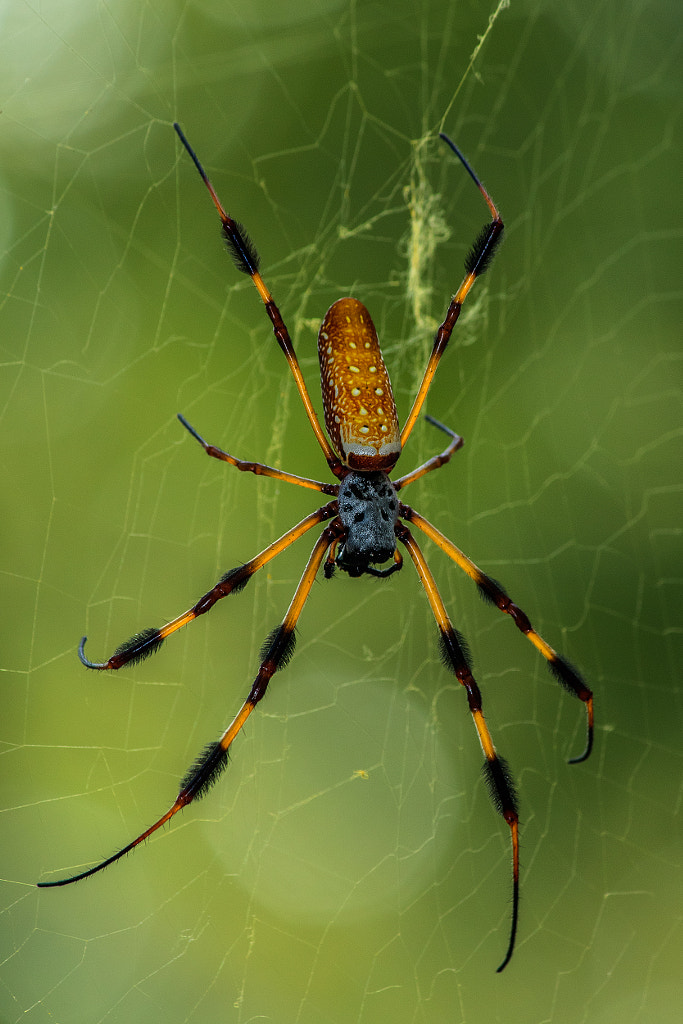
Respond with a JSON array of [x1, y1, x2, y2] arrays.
[[38, 123, 594, 973]]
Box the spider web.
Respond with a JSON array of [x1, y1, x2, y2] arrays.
[[1, 0, 681, 1021]]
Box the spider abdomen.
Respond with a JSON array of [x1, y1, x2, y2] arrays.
[[318, 297, 401, 472]]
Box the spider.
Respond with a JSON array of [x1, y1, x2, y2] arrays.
[[38, 123, 594, 973]]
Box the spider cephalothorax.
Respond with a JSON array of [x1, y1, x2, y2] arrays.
[[39, 124, 594, 974], [333, 470, 400, 577]]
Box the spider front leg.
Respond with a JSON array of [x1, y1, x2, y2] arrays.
[[396, 521, 519, 973], [38, 521, 342, 887]]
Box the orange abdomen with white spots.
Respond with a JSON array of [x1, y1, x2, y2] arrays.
[[318, 297, 401, 471]]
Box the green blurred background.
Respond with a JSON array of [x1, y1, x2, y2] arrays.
[[1, 1, 680, 1022]]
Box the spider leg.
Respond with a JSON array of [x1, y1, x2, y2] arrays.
[[401, 505, 594, 763], [173, 124, 341, 475], [396, 521, 519, 973], [400, 135, 504, 449], [79, 502, 338, 670], [38, 521, 341, 888], [177, 414, 337, 494], [393, 416, 463, 491]]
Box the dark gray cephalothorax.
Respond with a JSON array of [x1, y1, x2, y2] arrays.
[[335, 471, 399, 576]]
